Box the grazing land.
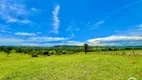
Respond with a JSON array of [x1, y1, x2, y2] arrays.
[[0, 51, 142, 80]]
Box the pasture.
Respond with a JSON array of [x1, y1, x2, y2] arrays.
[[0, 51, 142, 80]]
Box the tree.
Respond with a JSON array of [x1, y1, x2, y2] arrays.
[[3, 47, 12, 56], [31, 50, 38, 57], [43, 51, 50, 56], [15, 48, 23, 53], [84, 43, 89, 55]]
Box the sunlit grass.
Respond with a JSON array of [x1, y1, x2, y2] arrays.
[[0, 51, 142, 80]]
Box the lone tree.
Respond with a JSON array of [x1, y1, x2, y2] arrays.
[[84, 43, 89, 55]]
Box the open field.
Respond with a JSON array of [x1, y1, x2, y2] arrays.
[[0, 51, 142, 80]]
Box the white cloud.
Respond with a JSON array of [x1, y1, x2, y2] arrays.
[[88, 36, 142, 42], [86, 21, 104, 30], [114, 30, 119, 33], [0, 38, 25, 44], [136, 24, 142, 30], [103, 0, 142, 22], [0, 0, 33, 24], [87, 36, 142, 46], [0, 24, 10, 32], [8, 18, 31, 24], [65, 41, 84, 46], [0, 37, 39, 46], [95, 21, 104, 27], [15, 32, 36, 36], [0, 38, 41, 46], [68, 33, 75, 39], [20, 41, 84, 46], [20, 20, 31, 24], [19, 43, 40, 46], [106, 0, 142, 16], [52, 4, 60, 33], [0, 36, 68, 44], [137, 28, 142, 30], [116, 24, 142, 36], [66, 21, 81, 32], [29, 37, 68, 42], [37, 32, 42, 34], [31, 7, 37, 11], [0, 36, 69, 46], [139, 24, 142, 27], [118, 0, 142, 11], [30, 7, 40, 14]]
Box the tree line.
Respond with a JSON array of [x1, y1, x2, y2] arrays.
[[0, 45, 142, 57]]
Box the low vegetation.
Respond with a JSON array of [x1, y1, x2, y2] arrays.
[[0, 45, 142, 80], [0, 51, 142, 80]]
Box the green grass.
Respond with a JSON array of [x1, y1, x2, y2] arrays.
[[0, 51, 142, 80]]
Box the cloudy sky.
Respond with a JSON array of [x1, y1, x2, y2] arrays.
[[0, 0, 142, 46]]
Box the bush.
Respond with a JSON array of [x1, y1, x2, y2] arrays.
[[50, 51, 54, 55], [43, 51, 50, 56], [31, 54, 38, 57], [55, 50, 62, 55], [122, 52, 126, 55], [62, 51, 67, 54]]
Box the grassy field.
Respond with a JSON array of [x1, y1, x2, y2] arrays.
[[0, 51, 142, 80]]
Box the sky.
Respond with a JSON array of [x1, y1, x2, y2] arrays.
[[0, 0, 142, 46]]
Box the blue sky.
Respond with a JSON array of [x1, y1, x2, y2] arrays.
[[0, 0, 142, 46]]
